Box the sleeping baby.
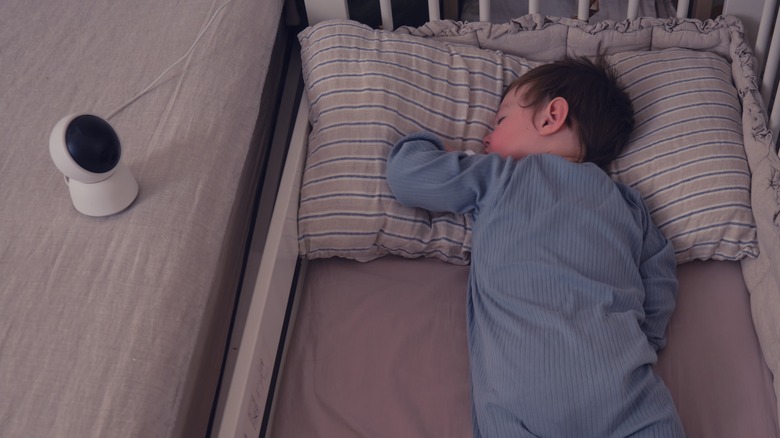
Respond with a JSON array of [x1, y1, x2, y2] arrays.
[[386, 57, 685, 437]]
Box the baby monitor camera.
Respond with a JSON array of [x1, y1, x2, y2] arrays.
[[44, 0, 235, 217], [49, 114, 138, 217]]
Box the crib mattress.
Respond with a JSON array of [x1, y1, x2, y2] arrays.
[[271, 256, 780, 437], [0, 0, 283, 436]]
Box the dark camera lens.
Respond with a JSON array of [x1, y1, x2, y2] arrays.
[[65, 115, 121, 174]]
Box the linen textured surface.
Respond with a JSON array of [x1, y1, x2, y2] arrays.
[[297, 17, 757, 265], [0, 0, 282, 436]]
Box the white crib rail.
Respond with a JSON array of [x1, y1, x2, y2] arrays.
[[479, 0, 490, 21], [755, 0, 780, 139], [528, 0, 540, 16], [379, 0, 393, 30], [304, 0, 692, 30], [305, 0, 348, 26], [215, 93, 310, 438], [676, 0, 690, 18], [753, 0, 777, 70], [305, 0, 695, 30]]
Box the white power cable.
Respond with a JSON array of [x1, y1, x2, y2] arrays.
[[106, 0, 234, 120]]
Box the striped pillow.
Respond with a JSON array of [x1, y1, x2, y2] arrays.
[[607, 49, 757, 262], [297, 21, 531, 264], [297, 20, 757, 264]]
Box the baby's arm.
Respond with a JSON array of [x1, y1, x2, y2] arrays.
[[637, 203, 678, 352], [386, 132, 503, 214]]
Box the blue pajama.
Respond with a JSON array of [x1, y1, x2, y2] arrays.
[[386, 132, 684, 437]]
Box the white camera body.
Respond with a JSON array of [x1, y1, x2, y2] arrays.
[[49, 114, 138, 217]]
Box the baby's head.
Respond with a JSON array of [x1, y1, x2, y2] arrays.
[[483, 56, 634, 168]]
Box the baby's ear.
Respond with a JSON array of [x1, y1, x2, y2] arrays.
[[539, 97, 569, 135]]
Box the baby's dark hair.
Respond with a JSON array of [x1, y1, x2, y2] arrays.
[[504, 56, 634, 168]]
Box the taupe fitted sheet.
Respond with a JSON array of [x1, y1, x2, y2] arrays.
[[271, 256, 779, 437], [0, 1, 283, 436]]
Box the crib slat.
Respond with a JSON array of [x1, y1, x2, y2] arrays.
[[379, 0, 393, 30], [303, 0, 349, 24], [628, 0, 640, 19], [479, 0, 490, 21], [428, 0, 440, 21], [770, 90, 780, 142], [676, 0, 690, 18], [528, 0, 540, 14], [577, 0, 589, 20], [755, 0, 778, 73], [761, 5, 780, 106]]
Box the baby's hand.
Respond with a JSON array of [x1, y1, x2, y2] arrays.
[[444, 143, 479, 156]]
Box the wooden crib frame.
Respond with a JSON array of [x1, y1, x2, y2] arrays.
[[213, 0, 780, 436]]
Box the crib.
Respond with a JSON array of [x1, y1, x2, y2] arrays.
[[215, 0, 780, 437]]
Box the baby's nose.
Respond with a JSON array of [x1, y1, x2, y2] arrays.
[[483, 133, 491, 146]]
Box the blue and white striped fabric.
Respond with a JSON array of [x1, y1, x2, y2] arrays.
[[607, 49, 757, 262], [298, 20, 533, 264], [297, 19, 758, 265]]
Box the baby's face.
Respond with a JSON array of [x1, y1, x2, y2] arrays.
[[482, 87, 546, 159], [482, 86, 581, 162]]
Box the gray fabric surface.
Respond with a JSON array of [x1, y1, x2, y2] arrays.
[[0, 0, 282, 436]]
